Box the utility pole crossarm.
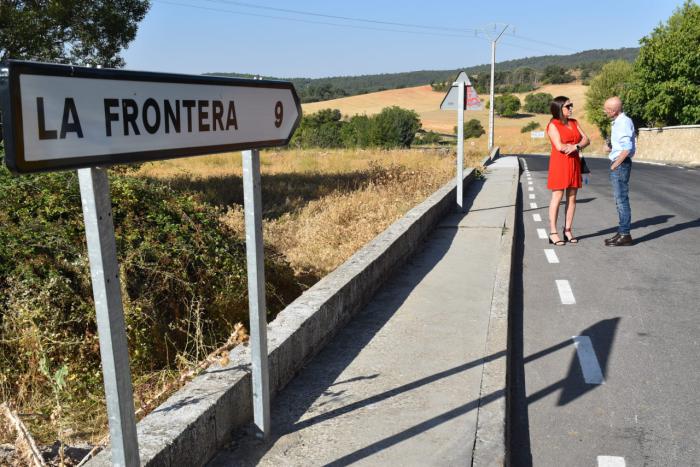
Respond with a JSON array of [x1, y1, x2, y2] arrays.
[[487, 24, 510, 150]]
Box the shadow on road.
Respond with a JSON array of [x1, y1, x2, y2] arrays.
[[575, 214, 674, 241], [509, 179, 622, 467], [210, 180, 489, 466]]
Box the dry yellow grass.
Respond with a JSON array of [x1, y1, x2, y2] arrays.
[[302, 82, 604, 155], [140, 148, 484, 277]]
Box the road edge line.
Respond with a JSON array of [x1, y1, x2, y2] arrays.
[[471, 156, 520, 466]]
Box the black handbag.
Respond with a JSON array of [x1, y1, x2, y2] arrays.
[[580, 156, 591, 174]]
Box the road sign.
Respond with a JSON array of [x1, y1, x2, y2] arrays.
[[531, 130, 545, 139], [439, 71, 483, 111], [0, 60, 301, 173], [0, 60, 301, 461]]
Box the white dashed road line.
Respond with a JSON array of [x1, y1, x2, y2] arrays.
[[530, 202, 538, 209], [572, 335, 604, 384], [528, 186, 534, 191], [555, 279, 576, 304], [532, 214, 541, 222], [529, 194, 536, 199], [597, 456, 626, 467], [544, 249, 559, 263], [537, 228, 548, 239]]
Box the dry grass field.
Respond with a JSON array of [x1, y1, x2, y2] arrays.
[[304, 82, 605, 155], [138, 148, 485, 277]]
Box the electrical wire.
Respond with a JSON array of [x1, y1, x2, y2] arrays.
[[155, 0, 579, 55], [200, 0, 482, 34], [155, 0, 492, 40]]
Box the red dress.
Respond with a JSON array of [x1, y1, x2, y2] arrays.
[[547, 118, 582, 190]]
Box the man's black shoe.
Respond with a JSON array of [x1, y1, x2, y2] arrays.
[[607, 234, 633, 246], [604, 233, 621, 245]]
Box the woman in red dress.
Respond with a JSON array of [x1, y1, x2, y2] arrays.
[[546, 96, 590, 245]]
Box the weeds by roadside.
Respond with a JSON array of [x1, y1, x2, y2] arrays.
[[1, 146, 483, 452]]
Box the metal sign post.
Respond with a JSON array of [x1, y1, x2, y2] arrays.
[[1, 60, 302, 459], [241, 149, 271, 438], [456, 82, 465, 210], [440, 71, 483, 212], [78, 167, 139, 467]]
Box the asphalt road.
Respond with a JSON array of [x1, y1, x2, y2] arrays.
[[510, 155, 700, 467]]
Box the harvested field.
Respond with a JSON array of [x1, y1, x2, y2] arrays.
[[303, 82, 605, 155]]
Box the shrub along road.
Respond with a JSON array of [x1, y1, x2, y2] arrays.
[[510, 155, 700, 466]]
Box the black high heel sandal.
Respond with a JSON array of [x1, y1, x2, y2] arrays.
[[563, 227, 579, 244], [549, 232, 566, 246]]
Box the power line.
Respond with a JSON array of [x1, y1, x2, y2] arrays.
[[156, 0, 578, 56], [201, 0, 481, 34], [155, 0, 491, 40], [506, 32, 577, 53]]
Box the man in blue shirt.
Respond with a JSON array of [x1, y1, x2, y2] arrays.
[[603, 96, 635, 246]]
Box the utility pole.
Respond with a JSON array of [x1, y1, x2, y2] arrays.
[[487, 24, 510, 150]]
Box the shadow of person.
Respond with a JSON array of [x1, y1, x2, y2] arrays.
[[633, 217, 700, 244], [576, 214, 675, 241]]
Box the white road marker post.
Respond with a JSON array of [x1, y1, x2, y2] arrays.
[[457, 81, 465, 210], [242, 149, 271, 438], [78, 167, 140, 466]]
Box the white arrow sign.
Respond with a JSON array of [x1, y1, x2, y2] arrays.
[[440, 71, 483, 111], [1, 61, 301, 173]]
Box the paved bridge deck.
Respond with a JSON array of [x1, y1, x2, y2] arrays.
[[209, 157, 519, 466]]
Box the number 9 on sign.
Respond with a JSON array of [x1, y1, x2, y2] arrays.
[[274, 101, 283, 128]]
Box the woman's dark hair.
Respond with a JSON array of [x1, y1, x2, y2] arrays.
[[550, 95, 569, 123]]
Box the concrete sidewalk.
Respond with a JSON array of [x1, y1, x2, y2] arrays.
[[209, 157, 520, 467]]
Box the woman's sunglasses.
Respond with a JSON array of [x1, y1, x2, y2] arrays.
[[564, 103, 574, 109]]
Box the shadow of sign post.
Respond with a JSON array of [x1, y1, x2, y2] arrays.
[[0, 60, 301, 465]]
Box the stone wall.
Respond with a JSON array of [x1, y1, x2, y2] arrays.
[[636, 125, 700, 165]]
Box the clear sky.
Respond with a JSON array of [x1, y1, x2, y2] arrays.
[[121, 0, 687, 78]]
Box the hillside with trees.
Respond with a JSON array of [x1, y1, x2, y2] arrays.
[[206, 47, 639, 103]]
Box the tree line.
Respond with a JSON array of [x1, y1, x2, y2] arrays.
[[585, 0, 700, 134], [206, 48, 638, 103], [290, 107, 422, 149]]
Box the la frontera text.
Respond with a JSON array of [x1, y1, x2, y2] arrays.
[[36, 96, 239, 140]]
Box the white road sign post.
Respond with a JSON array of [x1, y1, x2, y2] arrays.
[[1, 60, 301, 460], [440, 71, 483, 211], [242, 148, 271, 438]]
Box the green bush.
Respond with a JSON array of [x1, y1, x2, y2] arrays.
[[414, 130, 443, 145], [584, 60, 634, 138], [430, 81, 451, 92], [521, 121, 541, 133], [341, 114, 373, 148], [542, 65, 576, 84], [291, 108, 344, 148], [489, 94, 521, 117], [292, 107, 421, 149], [524, 92, 554, 114], [454, 119, 486, 139], [0, 151, 301, 437], [624, 0, 700, 126], [370, 106, 422, 148]]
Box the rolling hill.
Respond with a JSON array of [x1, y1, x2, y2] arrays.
[[302, 81, 604, 155], [206, 47, 638, 103]]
